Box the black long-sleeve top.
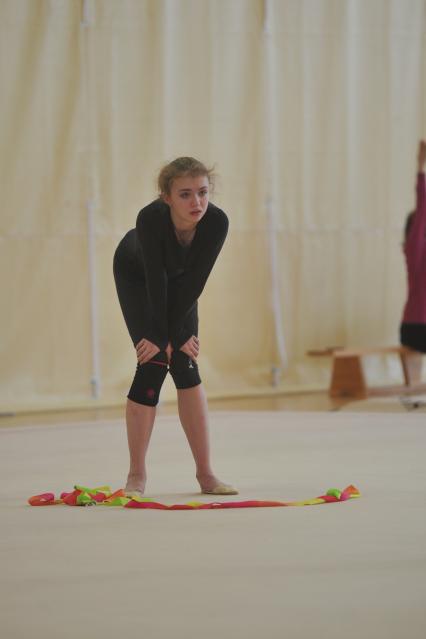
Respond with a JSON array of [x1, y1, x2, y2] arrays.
[[136, 199, 229, 350]]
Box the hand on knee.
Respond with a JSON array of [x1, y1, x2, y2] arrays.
[[179, 335, 199, 360], [136, 338, 161, 365]]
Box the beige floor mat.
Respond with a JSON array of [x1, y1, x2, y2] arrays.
[[340, 394, 426, 413], [1, 410, 425, 639]]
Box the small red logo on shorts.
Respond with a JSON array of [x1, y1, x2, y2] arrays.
[[146, 389, 155, 399]]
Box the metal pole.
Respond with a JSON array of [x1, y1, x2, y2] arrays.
[[81, 0, 100, 399], [87, 200, 100, 399], [263, 0, 288, 383]]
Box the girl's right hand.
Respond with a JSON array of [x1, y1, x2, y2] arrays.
[[180, 336, 200, 360], [136, 338, 160, 365]]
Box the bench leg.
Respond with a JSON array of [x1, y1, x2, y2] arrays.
[[330, 356, 367, 399], [400, 350, 423, 386]]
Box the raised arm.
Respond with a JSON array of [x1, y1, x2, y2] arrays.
[[417, 140, 426, 174], [169, 209, 229, 349], [136, 202, 169, 350], [405, 141, 426, 266]]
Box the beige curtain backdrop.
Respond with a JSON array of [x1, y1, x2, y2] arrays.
[[1, 0, 425, 411]]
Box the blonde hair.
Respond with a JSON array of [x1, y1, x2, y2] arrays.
[[157, 157, 215, 196]]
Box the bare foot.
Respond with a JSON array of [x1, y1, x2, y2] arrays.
[[125, 473, 146, 495], [196, 472, 221, 491]]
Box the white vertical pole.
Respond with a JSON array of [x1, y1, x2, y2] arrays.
[[81, 0, 92, 28], [263, 0, 288, 383], [81, 0, 100, 399], [87, 200, 100, 399]]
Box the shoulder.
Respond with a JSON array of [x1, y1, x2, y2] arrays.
[[136, 199, 169, 230], [203, 202, 229, 235]]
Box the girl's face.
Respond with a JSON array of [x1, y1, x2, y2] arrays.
[[163, 174, 210, 229]]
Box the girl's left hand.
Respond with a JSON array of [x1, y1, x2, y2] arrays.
[[180, 336, 200, 359]]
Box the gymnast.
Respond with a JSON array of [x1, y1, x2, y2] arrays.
[[113, 157, 238, 497], [400, 140, 426, 353]]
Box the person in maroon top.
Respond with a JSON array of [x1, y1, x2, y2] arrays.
[[113, 157, 238, 497], [400, 140, 426, 353]]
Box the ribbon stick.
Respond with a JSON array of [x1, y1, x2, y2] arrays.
[[28, 485, 360, 510]]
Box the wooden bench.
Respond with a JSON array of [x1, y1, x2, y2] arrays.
[[308, 345, 425, 399]]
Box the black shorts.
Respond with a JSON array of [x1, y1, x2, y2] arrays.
[[400, 323, 426, 353], [126, 350, 201, 407]]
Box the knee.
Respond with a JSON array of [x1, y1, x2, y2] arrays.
[[169, 350, 202, 390], [127, 352, 169, 406], [126, 398, 153, 415]]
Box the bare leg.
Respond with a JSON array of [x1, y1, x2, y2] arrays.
[[124, 398, 156, 494], [400, 349, 423, 386], [177, 384, 237, 493]]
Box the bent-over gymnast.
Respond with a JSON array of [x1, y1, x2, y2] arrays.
[[113, 157, 238, 497]]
